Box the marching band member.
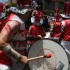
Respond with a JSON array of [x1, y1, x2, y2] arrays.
[[0, 0, 43, 70], [60, 14, 70, 69], [60, 1, 70, 68], [28, 6, 46, 46], [50, 8, 62, 42]]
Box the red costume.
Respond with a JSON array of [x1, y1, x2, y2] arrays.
[[62, 19, 70, 41], [0, 13, 28, 64], [50, 9, 62, 41], [29, 25, 45, 45], [60, 2, 70, 68], [29, 10, 45, 45], [51, 21, 61, 39]]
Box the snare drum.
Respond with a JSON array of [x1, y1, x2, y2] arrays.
[[28, 38, 68, 70]]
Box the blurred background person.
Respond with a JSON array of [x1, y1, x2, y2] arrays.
[[28, 7, 46, 46], [49, 8, 62, 43]]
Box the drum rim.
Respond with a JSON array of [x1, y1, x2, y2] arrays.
[[27, 38, 69, 70], [27, 38, 68, 57]]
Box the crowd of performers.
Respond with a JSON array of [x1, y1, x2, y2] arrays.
[[48, 1, 70, 69], [0, 0, 46, 70], [0, 0, 70, 70]]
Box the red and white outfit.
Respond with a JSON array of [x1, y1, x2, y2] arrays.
[[61, 19, 70, 61], [50, 20, 61, 40], [28, 25, 45, 45], [5, 13, 28, 70], [0, 13, 28, 70], [29, 11, 45, 45], [5, 13, 27, 55], [0, 1, 29, 69], [60, 2, 70, 68], [50, 9, 62, 41], [0, 8, 28, 70]]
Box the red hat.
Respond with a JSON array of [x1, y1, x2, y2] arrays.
[[0, 2, 3, 14], [63, 2, 70, 15], [35, 11, 43, 22], [31, 11, 43, 25]]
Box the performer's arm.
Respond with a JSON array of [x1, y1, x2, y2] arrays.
[[0, 21, 28, 64], [31, 10, 37, 16]]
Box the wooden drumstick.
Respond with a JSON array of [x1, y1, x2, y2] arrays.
[[28, 53, 52, 61]]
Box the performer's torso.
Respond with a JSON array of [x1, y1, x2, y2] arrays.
[[0, 13, 27, 64], [30, 25, 44, 37], [63, 20, 70, 41], [29, 25, 44, 44], [52, 21, 61, 38], [10, 30, 28, 55]]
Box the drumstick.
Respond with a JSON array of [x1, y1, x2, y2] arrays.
[[28, 53, 52, 61]]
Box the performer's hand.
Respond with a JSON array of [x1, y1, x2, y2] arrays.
[[19, 55, 28, 64], [38, 35, 42, 39]]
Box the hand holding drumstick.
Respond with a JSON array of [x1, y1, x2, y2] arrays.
[[28, 53, 52, 61]]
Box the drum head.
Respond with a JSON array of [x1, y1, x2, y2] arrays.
[[28, 38, 68, 70]]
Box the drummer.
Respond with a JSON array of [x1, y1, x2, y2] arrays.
[[28, 4, 46, 46], [59, 1, 70, 68], [50, 8, 62, 43], [0, 0, 44, 70]]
